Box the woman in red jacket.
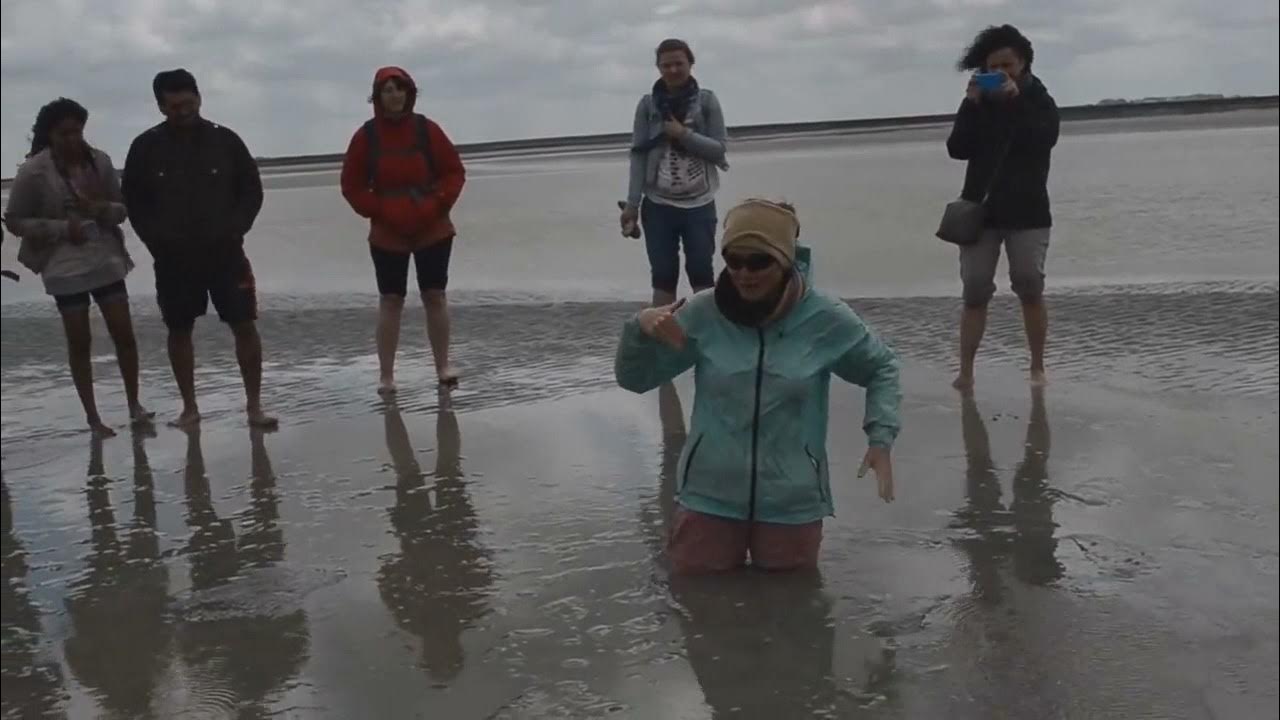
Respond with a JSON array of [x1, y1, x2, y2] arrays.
[[341, 66, 466, 393]]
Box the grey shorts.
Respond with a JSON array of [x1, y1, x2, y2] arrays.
[[959, 228, 1051, 307]]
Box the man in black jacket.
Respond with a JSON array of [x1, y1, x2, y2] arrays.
[[946, 25, 1060, 391], [123, 69, 276, 428]]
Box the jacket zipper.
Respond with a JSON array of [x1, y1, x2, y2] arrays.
[[748, 328, 766, 521], [805, 445, 827, 505]]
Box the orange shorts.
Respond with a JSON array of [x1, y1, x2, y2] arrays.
[[667, 507, 823, 575]]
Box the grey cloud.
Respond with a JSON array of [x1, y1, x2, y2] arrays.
[[2, 0, 1276, 171]]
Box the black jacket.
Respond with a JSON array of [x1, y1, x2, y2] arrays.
[[122, 118, 263, 263], [946, 75, 1059, 230]]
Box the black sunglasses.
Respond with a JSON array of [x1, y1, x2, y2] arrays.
[[723, 253, 776, 272]]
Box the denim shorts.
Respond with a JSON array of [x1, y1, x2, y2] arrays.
[[53, 279, 128, 312], [640, 198, 717, 293]]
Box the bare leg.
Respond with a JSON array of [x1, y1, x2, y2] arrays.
[[376, 294, 405, 394], [61, 307, 114, 437], [953, 304, 989, 391], [423, 289, 457, 385], [652, 288, 677, 307], [1021, 299, 1048, 386], [99, 299, 153, 424], [166, 329, 201, 428], [230, 321, 277, 428]]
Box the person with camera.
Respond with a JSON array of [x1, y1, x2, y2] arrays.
[[945, 25, 1060, 391]]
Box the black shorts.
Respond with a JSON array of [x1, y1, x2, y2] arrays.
[[155, 250, 258, 332], [53, 279, 128, 312], [370, 238, 454, 297]]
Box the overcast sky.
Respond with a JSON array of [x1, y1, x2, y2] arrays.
[[1, 0, 1276, 172]]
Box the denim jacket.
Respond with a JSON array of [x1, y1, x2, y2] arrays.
[[625, 88, 729, 209]]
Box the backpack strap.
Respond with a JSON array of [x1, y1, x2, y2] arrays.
[[363, 115, 438, 190], [362, 119, 379, 188], [414, 114, 438, 181]]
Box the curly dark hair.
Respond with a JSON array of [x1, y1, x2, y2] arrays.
[[28, 97, 89, 158], [956, 24, 1034, 72]]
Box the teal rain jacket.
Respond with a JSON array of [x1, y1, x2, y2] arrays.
[[614, 249, 902, 524]]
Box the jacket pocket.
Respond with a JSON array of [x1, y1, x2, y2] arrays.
[[680, 434, 704, 493], [804, 445, 827, 505]]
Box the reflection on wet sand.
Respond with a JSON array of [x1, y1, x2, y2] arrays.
[[952, 387, 1062, 600], [377, 392, 494, 682], [672, 571, 846, 718], [2, 476, 67, 719], [175, 429, 310, 716], [62, 431, 171, 719], [638, 383, 687, 565]]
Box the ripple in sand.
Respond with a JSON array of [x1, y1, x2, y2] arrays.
[[1, 282, 1275, 446]]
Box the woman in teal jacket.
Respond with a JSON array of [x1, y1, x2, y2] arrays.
[[615, 199, 901, 574]]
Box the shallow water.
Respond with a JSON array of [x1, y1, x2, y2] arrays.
[[2, 112, 1279, 718], [3, 109, 1278, 306]]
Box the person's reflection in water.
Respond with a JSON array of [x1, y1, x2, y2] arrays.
[[953, 393, 1008, 603], [2, 476, 68, 717], [671, 571, 848, 718], [640, 383, 687, 560], [62, 430, 172, 719], [239, 429, 285, 568], [952, 387, 1061, 602], [175, 428, 310, 714], [1010, 387, 1061, 584], [377, 391, 493, 683]]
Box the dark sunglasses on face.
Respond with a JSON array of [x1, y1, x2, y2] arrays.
[[723, 253, 776, 272]]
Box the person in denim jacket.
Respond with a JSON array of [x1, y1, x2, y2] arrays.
[[618, 38, 729, 306]]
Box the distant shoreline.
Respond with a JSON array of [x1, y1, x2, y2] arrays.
[[255, 94, 1279, 169], [2, 95, 1276, 186]]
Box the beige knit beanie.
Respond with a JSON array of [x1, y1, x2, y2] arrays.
[[721, 199, 800, 268]]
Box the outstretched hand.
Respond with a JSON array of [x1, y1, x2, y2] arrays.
[[858, 446, 895, 502], [638, 298, 687, 351]]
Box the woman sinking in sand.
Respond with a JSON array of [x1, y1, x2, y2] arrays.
[[614, 199, 902, 575]]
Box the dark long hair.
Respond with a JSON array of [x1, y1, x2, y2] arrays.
[[957, 24, 1034, 72], [28, 98, 89, 159]]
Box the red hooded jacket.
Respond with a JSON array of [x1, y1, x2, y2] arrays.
[[341, 67, 465, 253]]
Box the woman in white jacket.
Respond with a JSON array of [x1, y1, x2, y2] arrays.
[[4, 98, 152, 436]]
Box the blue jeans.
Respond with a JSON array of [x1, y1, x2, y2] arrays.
[[641, 198, 717, 293]]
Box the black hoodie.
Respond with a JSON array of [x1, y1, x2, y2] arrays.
[[946, 75, 1060, 230]]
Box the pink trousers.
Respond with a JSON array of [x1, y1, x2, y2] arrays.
[[667, 507, 824, 575]]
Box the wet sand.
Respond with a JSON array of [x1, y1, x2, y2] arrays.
[[2, 283, 1278, 718], [3, 112, 1279, 717]]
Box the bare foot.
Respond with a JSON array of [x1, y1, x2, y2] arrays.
[[438, 366, 460, 387], [377, 377, 398, 396], [130, 404, 156, 426], [88, 419, 117, 438], [952, 374, 975, 392], [1029, 369, 1048, 387], [247, 406, 279, 429], [168, 408, 202, 429]]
